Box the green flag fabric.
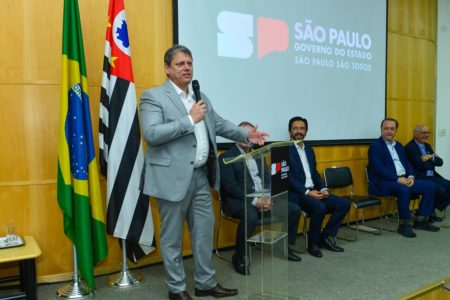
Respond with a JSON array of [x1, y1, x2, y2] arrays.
[[57, 0, 108, 291]]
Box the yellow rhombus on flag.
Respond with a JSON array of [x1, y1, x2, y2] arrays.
[[57, 0, 108, 291]]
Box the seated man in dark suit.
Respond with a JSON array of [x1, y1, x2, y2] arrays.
[[368, 118, 439, 238], [405, 124, 450, 221], [219, 121, 301, 276], [287, 116, 350, 258]]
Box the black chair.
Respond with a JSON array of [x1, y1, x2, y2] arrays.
[[364, 166, 421, 232], [323, 166, 382, 241]]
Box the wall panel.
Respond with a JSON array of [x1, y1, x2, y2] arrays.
[[387, 100, 435, 144], [389, 0, 437, 40], [387, 33, 436, 102], [0, 85, 59, 183]]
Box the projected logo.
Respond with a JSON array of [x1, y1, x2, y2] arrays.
[[217, 11, 289, 59]]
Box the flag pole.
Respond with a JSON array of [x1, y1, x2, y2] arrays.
[[106, 239, 144, 288], [56, 244, 91, 298]]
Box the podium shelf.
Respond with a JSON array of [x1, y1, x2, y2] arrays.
[[246, 190, 271, 198], [247, 230, 287, 245]]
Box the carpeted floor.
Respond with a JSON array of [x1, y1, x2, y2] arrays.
[[35, 212, 450, 300]]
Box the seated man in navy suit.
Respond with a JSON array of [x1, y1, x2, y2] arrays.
[[368, 118, 440, 238], [287, 116, 350, 258], [219, 121, 302, 275], [405, 124, 450, 221]]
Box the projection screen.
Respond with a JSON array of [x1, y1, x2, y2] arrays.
[[174, 0, 387, 144]]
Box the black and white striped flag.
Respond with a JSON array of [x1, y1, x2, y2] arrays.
[[99, 0, 154, 262]]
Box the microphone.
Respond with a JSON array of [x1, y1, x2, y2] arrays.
[[192, 80, 201, 102]]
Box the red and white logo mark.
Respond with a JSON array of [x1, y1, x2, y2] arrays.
[[217, 11, 289, 59]]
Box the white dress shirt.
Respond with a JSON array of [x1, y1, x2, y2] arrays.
[[237, 145, 263, 206], [170, 80, 209, 168], [385, 140, 406, 176], [296, 143, 315, 192]]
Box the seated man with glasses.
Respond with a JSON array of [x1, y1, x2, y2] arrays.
[[405, 125, 450, 221]]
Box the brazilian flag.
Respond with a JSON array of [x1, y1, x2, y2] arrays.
[[57, 0, 108, 291]]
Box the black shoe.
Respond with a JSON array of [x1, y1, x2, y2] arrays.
[[413, 220, 440, 232], [319, 237, 344, 252], [168, 291, 193, 300], [430, 213, 444, 222], [287, 249, 301, 262], [232, 253, 247, 276], [398, 223, 416, 238], [195, 283, 238, 298], [307, 242, 323, 258]]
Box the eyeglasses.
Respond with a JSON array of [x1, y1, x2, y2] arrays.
[[420, 131, 430, 135]]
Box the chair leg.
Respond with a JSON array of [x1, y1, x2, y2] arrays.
[[379, 203, 383, 233], [346, 207, 353, 239], [439, 208, 450, 228], [302, 212, 309, 250], [410, 197, 420, 220], [337, 203, 357, 242], [343, 203, 383, 239], [215, 212, 232, 262], [247, 241, 252, 264], [380, 197, 401, 232], [397, 210, 400, 228], [381, 216, 399, 232], [358, 206, 382, 235]]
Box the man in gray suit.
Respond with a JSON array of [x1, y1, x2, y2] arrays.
[[140, 45, 268, 300]]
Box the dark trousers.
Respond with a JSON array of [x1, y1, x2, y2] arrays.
[[228, 201, 301, 257], [296, 194, 350, 244], [422, 176, 450, 211], [384, 179, 436, 219]]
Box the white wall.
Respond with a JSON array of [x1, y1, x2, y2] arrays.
[[436, 0, 450, 178]]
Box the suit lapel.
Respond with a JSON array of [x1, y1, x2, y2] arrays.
[[305, 146, 314, 170], [233, 145, 257, 191], [291, 146, 306, 180], [380, 138, 391, 160], [413, 141, 423, 156], [394, 142, 406, 165], [203, 110, 215, 145], [164, 80, 189, 116]]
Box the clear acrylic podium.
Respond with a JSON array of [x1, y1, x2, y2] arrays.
[[223, 141, 294, 299]]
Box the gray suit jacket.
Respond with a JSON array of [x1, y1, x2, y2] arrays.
[[139, 80, 247, 202]]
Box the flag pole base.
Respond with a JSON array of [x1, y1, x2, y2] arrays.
[[106, 270, 144, 288], [56, 278, 91, 299]]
